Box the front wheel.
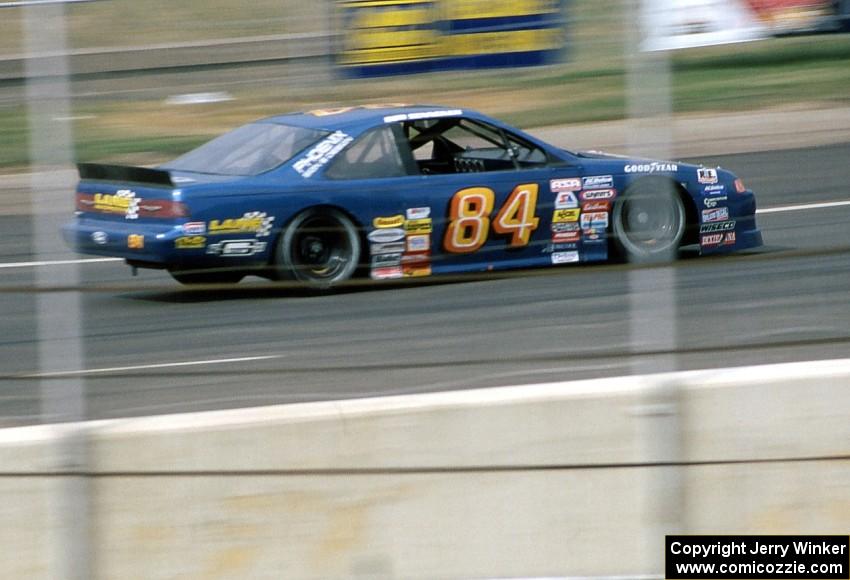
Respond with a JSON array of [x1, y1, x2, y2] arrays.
[[275, 208, 361, 289], [612, 179, 686, 263]]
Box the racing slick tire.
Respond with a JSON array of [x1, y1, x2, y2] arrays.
[[612, 177, 686, 263], [276, 207, 361, 289]]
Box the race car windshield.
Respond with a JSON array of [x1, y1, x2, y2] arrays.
[[162, 122, 329, 176]]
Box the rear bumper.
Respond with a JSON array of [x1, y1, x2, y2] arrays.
[[62, 218, 181, 265]]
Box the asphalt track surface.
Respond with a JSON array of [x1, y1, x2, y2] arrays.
[[1, 142, 850, 426]]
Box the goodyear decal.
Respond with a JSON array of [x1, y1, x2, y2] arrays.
[[624, 162, 678, 174]]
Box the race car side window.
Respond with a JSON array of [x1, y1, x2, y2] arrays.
[[325, 125, 414, 179], [401, 117, 550, 174]]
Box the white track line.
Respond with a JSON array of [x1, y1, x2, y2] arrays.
[[26, 355, 281, 378], [0, 257, 121, 269], [757, 200, 850, 214]]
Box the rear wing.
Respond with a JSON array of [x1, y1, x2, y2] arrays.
[[77, 163, 174, 187]]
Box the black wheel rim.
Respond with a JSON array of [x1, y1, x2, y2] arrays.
[[290, 216, 353, 281]]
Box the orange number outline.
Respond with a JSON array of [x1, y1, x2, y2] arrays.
[[443, 183, 540, 254], [492, 184, 540, 247]]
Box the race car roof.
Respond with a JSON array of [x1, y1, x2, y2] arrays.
[[263, 104, 476, 132]]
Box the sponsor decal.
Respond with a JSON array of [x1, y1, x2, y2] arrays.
[[699, 221, 736, 233], [583, 232, 604, 242], [551, 251, 580, 264], [91, 231, 108, 245], [175, 236, 206, 249], [209, 212, 274, 237], [624, 162, 677, 174], [543, 242, 578, 253], [401, 251, 431, 265], [580, 211, 609, 229], [127, 234, 144, 249], [182, 222, 206, 235], [403, 264, 432, 278], [405, 234, 430, 253], [92, 190, 139, 220], [703, 184, 725, 194], [383, 109, 462, 123], [371, 265, 403, 280], [552, 208, 580, 223], [582, 175, 614, 189], [550, 178, 582, 192], [405, 218, 432, 234], [700, 232, 736, 246], [206, 239, 267, 256], [372, 214, 405, 229], [580, 188, 617, 201], [703, 195, 728, 209], [552, 230, 581, 243], [371, 253, 402, 268], [551, 222, 580, 234], [293, 130, 353, 178], [367, 228, 405, 243], [554, 191, 579, 209], [698, 167, 718, 184], [405, 207, 431, 220], [702, 207, 730, 223], [581, 200, 612, 213], [370, 241, 406, 255]]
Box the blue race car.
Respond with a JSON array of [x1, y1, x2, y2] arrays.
[[63, 104, 762, 287]]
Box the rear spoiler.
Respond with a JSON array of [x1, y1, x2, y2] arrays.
[[77, 163, 174, 187]]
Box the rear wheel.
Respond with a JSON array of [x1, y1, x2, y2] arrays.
[[612, 178, 686, 263], [276, 208, 361, 289]]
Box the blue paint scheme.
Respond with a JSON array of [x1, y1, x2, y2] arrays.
[[63, 105, 763, 282]]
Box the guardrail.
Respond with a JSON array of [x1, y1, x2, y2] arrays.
[[0, 32, 336, 81], [1, 358, 848, 578]]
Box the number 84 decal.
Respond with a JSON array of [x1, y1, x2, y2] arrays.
[[444, 183, 540, 253]]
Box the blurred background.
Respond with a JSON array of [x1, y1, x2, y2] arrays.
[[1, 0, 850, 578], [0, 0, 848, 171]]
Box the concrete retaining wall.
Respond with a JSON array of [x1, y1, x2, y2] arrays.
[[1, 359, 848, 578]]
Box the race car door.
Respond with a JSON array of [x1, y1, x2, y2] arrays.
[[399, 116, 585, 274]]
